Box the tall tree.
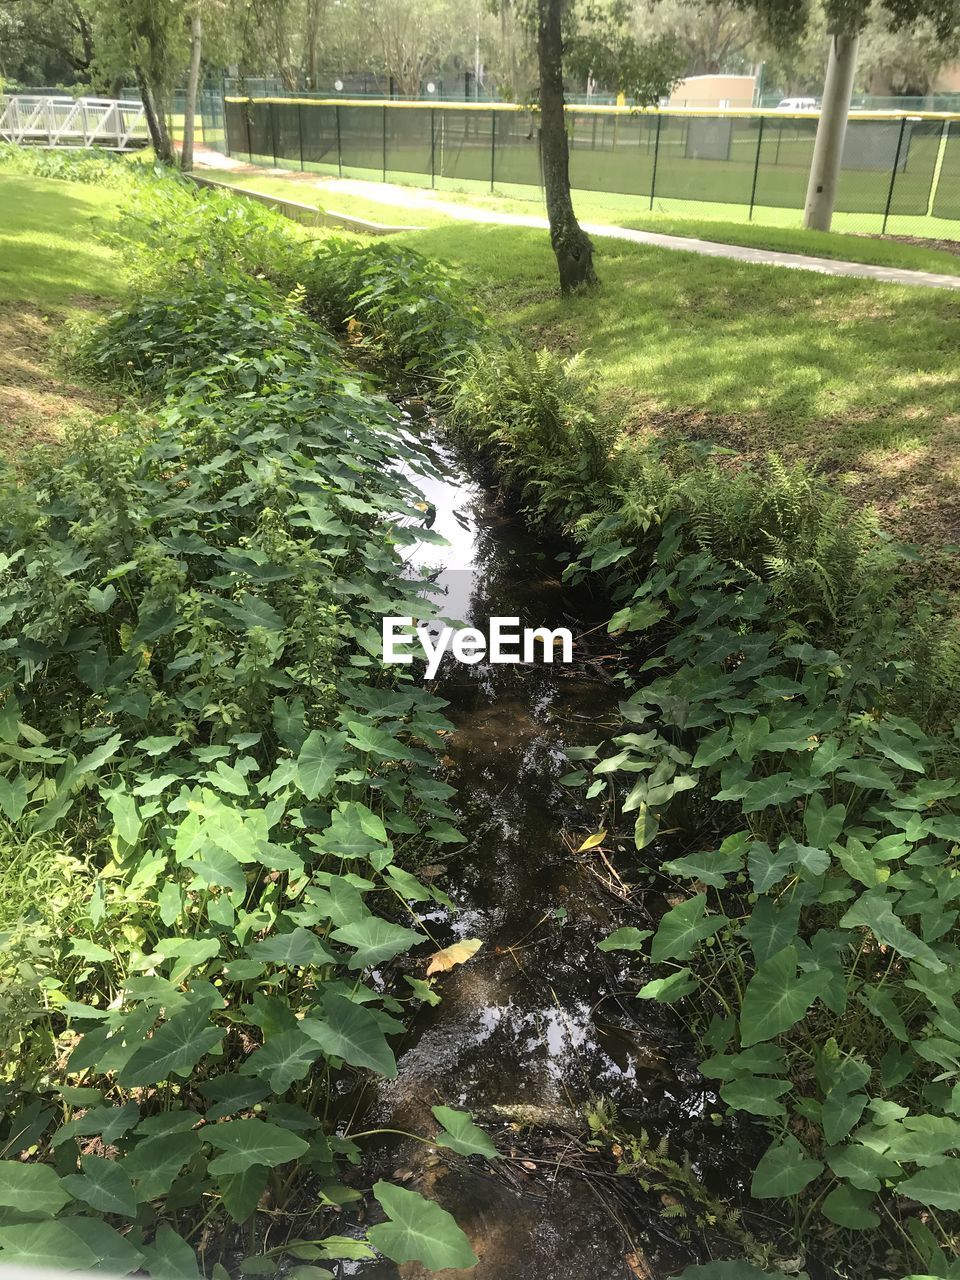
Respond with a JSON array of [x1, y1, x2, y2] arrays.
[[180, 5, 203, 170], [535, 0, 684, 294]]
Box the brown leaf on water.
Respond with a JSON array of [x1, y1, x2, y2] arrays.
[[625, 1252, 655, 1279], [425, 937, 482, 976]]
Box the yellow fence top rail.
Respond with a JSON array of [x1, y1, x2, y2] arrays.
[[224, 94, 960, 122]]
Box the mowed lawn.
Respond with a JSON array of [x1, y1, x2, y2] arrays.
[[399, 221, 960, 550], [0, 174, 126, 460]]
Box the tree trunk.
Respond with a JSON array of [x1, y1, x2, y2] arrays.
[[136, 66, 174, 164], [536, 0, 597, 295], [181, 11, 203, 171], [803, 29, 860, 232]]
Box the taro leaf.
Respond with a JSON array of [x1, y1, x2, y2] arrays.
[[425, 938, 482, 976], [836, 760, 897, 793], [51, 1100, 140, 1149], [867, 724, 925, 773], [898, 1159, 960, 1210], [821, 1184, 880, 1229], [330, 917, 421, 971], [62, 1154, 137, 1218], [123, 1130, 204, 1203], [822, 1092, 868, 1145], [750, 1134, 823, 1199], [119, 1000, 225, 1087], [719, 1075, 791, 1117], [432, 1106, 499, 1159], [246, 928, 335, 968], [297, 730, 348, 800], [650, 894, 726, 964], [781, 838, 830, 879], [199, 1075, 271, 1122], [731, 714, 770, 762], [303, 993, 398, 1079], [826, 1143, 900, 1192], [803, 794, 846, 849], [840, 891, 946, 972], [139, 1224, 202, 1280], [739, 897, 800, 965], [662, 850, 742, 889], [68, 1217, 144, 1276], [206, 1120, 310, 1175], [739, 946, 826, 1047], [240, 1029, 323, 1094], [598, 927, 652, 952], [368, 1181, 477, 1270], [636, 968, 696, 1002], [740, 772, 806, 815], [0, 1222, 98, 1271], [747, 841, 794, 894], [219, 1165, 269, 1223], [0, 1160, 71, 1216], [699, 1045, 786, 1080], [634, 804, 660, 850]]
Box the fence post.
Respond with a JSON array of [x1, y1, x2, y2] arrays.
[[269, 100, 278, 166], [245, 101, 253, 163], [490, 109, 496, 193], [335, 104, 343, 177], [882, 115, 907, 235], [430, 108, 436, 188], [297, 102, 304, 170], [382, 104, 387, 182], [749, 114, 765, 220], [926, 118, 949, 217], [649, 112, 662, 210]]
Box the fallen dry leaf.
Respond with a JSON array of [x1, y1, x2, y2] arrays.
[[425, 937, 483, 976]]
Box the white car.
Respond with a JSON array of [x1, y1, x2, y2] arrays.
[[776, 97, 818, 110]]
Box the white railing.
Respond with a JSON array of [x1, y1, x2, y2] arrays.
[[0, 96, 149, 149]]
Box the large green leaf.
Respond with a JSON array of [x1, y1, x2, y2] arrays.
[[432, 1106, 499, 1159], [368, 1181, 477, 1269], [330, 917, 421, 970], [218, 1165, 269, 1223], [0, 1222, 98, 1270], [739, 946, 825, 1047], [246, 928, 335, 968], [62, 1155, 137, 1218], [206, 1120, 310, 1175], [898, 1159, 960, 1210], [303, 993, 398, 1079], [68, 1217, 145, 1275], [750, 1134, 823, 1199], [650, 894, 726, 963], [720, 1075, 791, 1117], [297, 730, 348, 800], [0, 1160, 71, 1217], [597, 927, 652, 952], [240, 1028, 323, 1093], [120, 1001, 225, 1087], [140, 1225, 202, 1280], [803, 793, 846, 848], [821, 1184, 879, 1229]]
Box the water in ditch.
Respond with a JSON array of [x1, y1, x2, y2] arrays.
[[348, 440, 763, 1280]]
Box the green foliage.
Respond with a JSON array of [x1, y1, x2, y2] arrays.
[[446, 341, 612, 525], [0, 178, 492, 1276], [300, 240, 484, 377], [563, 510, 960, 1272]]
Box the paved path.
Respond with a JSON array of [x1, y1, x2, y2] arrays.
[[194, 152, 960, 291]]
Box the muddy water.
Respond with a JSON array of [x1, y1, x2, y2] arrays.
[[352, 448, 754, 1279]]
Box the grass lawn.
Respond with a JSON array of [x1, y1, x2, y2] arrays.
[[0, 174, 126, 461], [397, 220, 960, 557], [200, 163, 960, 276]]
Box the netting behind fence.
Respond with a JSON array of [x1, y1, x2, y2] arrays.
[[218, 98, 960, 233]]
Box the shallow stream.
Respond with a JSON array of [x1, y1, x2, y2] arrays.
[[351, 445, 760, 1279]]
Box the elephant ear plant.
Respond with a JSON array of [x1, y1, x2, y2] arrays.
[[565, 512, 960, 1277], [0, 259, 495, 1271]]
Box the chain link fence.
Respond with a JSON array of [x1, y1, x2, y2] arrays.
[[210, 97, 960, 237]]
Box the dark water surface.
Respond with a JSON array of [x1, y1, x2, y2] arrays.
[[350, 446, 757, 1280]]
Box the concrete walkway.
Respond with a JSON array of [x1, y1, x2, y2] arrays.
[[194, 151, 960, 291]]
